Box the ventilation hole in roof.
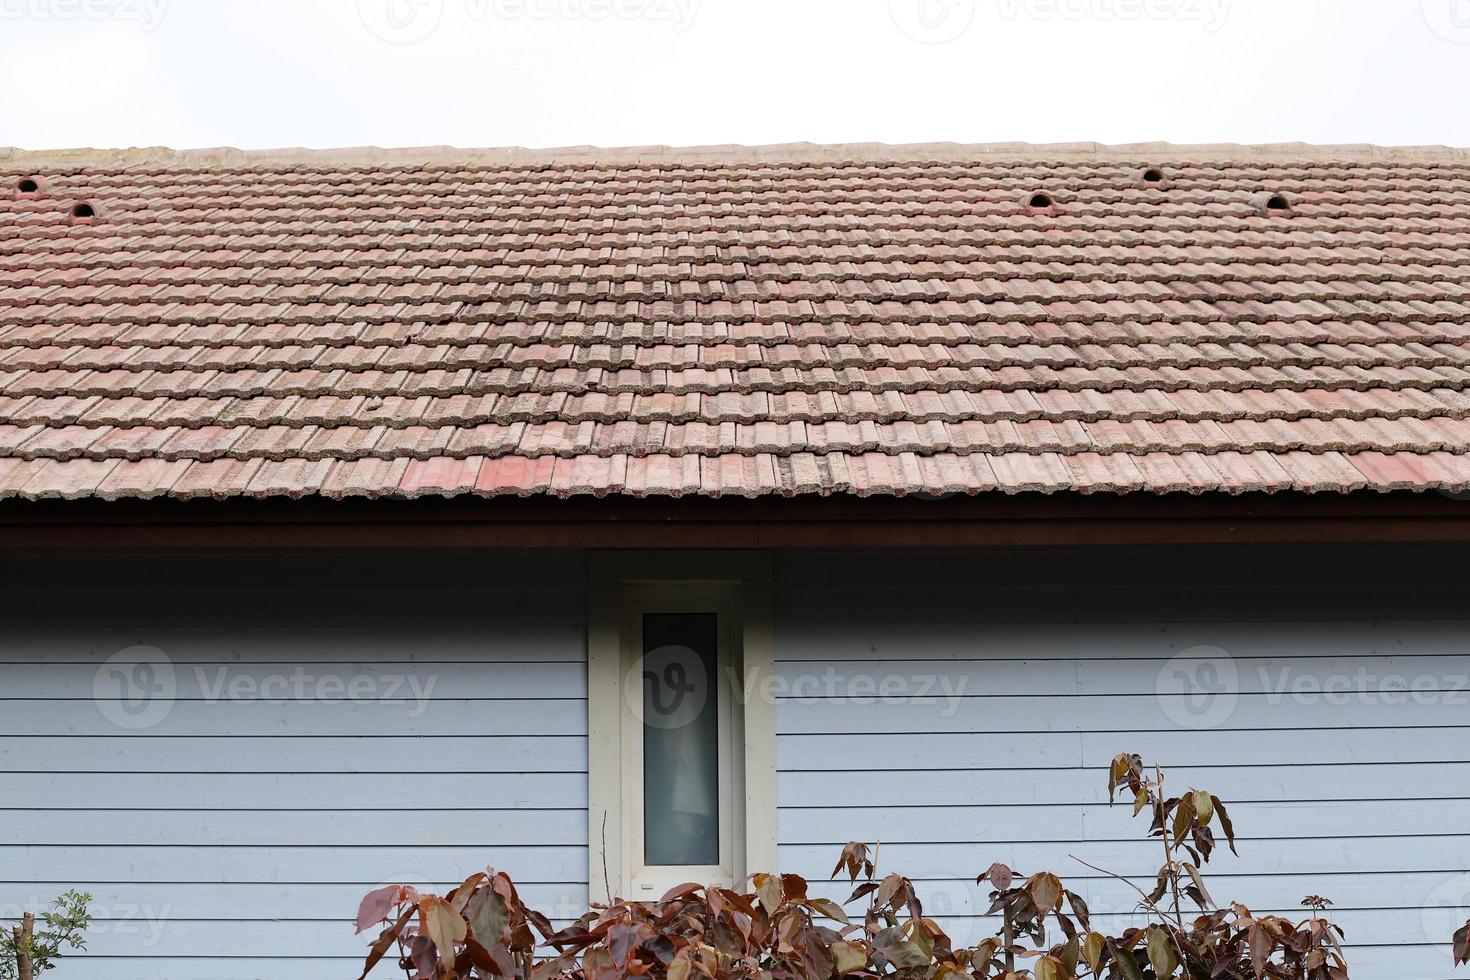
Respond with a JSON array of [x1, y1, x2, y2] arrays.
[[1265, 193, 1292, 213], [69, 202, 96, 220], [1141, 167, 1165, 184], [16, 178, 39, 194], [1027, 191, 1055, 210]]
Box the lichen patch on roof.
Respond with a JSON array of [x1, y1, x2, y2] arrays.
[[2, 143, 1470, 500]]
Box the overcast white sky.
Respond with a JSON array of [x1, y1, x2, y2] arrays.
[[2, 0, 1468, 151]]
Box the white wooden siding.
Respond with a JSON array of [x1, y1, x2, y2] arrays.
[[773, 546, 1470, 980], [0, 551, 589, 980]]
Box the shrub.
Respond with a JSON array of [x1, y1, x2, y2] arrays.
[[358, 754, 1360, 980], [1, 891, 92, 980]]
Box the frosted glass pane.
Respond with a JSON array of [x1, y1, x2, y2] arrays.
[[642, 613, 719, 866]]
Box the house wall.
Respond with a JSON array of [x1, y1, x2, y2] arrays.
[[3, 544, 1468, 980], [0, 551, 589, 980], [772, 546, 1470, 980]]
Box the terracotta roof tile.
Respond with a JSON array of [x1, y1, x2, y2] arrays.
[[170, 457, 265, 499], [3, 144, 1470, 499]]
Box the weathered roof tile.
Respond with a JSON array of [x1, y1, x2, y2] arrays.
[[3, 145, 1469, 499]]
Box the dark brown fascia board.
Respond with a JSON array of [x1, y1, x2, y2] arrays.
[[0, 492, 1468, 549]]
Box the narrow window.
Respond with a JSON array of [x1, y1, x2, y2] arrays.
[[588, 555, 776, 903], [641, 612, 720, 867]]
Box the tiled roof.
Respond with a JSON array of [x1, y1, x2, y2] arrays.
[[3, 141, 1470, 501]]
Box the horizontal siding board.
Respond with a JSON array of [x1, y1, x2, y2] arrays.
[[778, 727, 1470, 770], [776, 695, 1470, 733], [778, 762, 1470, 806], [777, 548, 1470, 626], [776, 548, 1470, 594], [778, 586, 1470, 626], [0, 735, 589, 773], [0, 772, 588, 809], [779, 800, 1468, 844], [2, 810, 587, 847], [772, 655, 1470, 694], [0, 592, 585, 629], [773, 622, 1470, 664], [0, 551, 585, 596], [1, 660, 587, 699], [1, 698, 587, 736], [0, 626, 585, 665], [5, 845, 589, 883]]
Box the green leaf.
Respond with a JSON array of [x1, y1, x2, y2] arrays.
[[1082, 932, 1106, 974], [1171, 796, 1194, 842], [1192, 789, 1214, 826], [1146, 927, 1177, 979]]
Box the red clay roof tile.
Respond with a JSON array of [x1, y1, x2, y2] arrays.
[[3, 144, 1470, 499]]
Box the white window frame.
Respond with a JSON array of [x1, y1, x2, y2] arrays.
[[588, 552, 776, 903]]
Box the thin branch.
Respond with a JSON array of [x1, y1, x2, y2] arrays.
[[601, 811, 613, 905], [1069, 856, 1163, 916]]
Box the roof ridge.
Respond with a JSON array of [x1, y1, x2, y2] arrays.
[[4, 140, 1470, 168]]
